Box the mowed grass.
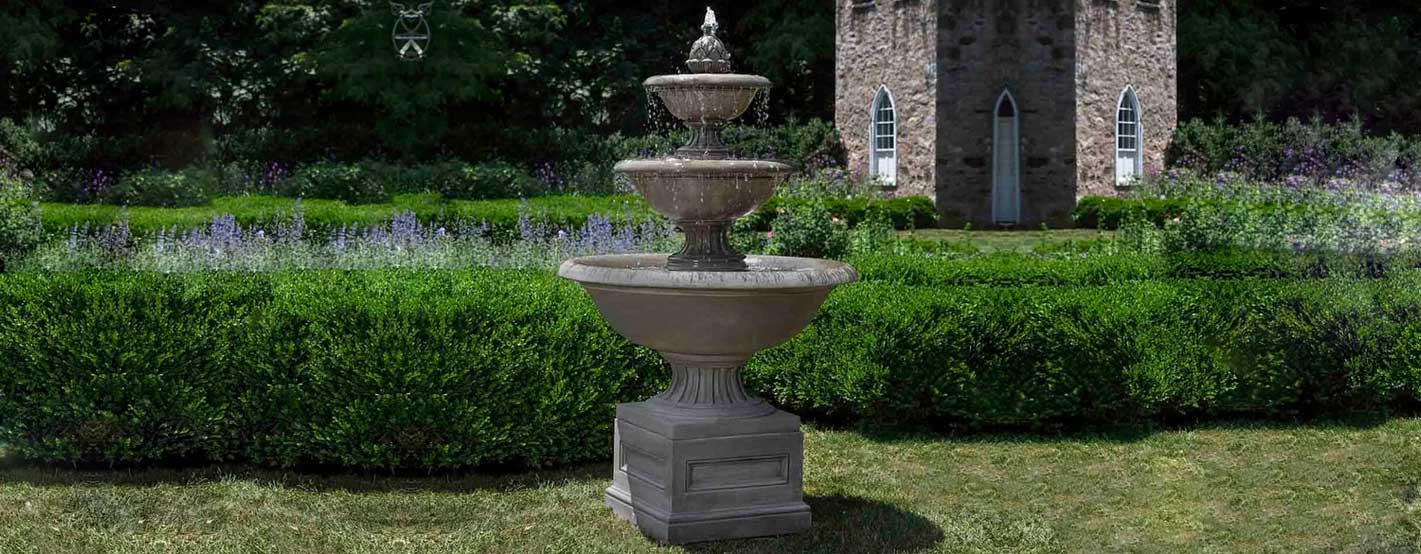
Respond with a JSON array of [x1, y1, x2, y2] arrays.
[[901, 229, 1116, 254], [1, 420, 1418, 553]]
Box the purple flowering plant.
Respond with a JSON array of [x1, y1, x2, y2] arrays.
[[22, 201, 676, 273]]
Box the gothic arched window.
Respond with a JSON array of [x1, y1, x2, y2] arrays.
[[869, 86, 896, 184], [1116, 87, 1143, 185]]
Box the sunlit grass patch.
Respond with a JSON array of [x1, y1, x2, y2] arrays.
[[1, 420, 1418, 553]]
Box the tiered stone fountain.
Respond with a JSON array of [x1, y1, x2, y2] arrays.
[[557, 8, 857, 544]]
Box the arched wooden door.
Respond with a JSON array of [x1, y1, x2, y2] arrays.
[[993, 90, 1020, 225]]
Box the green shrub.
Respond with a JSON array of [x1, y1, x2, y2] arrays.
[[104, 168, 214, 207], [0, 270, 660, 468], [2, 269, 1421, 468], [750, 276, 1421, 425], [38, 192, 934, 241], [1169, 116, 1419, 187], [39, 194, 657, 239], [576, 120, 844, 173], [431, 161, 539, 200], [0, 172, 41, 271], [355, 161, 418, 196], [0, 274, 256, 462], [777, 168, 887, 200], [852, 250, 1421, 286], [851, 252, 1168, 287], [767, 199, 850, 258], [0, 118, 46, 178], [609, 131, 685, 160], [848, 209, 897, 256], [286, 163, 389, 204], [1073, 196, 1188, 229], [236, 271, 659, 468], [743, 195, 937, 232], [722, 119, 846, 172]]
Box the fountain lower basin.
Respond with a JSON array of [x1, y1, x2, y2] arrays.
[[559, 254, 856, 357]]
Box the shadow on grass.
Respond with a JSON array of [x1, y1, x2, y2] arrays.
[[839, 410, 1410, 447], [0, 457, 611, 495], [683, 495, 943, 554]]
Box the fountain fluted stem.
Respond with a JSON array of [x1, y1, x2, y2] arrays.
[[669, 221, 743, 271], [679, 122, 732, 160], [646, 352, 775, 418]]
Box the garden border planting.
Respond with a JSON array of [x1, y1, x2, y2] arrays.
[[2, 268, 1419, 469]]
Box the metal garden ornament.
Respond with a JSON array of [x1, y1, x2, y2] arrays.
[[390, 2, 433, 61]]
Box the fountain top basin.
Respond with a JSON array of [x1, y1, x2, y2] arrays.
[[614, 158, 791, 176], [645, 74, 770, 126], [644, 73, 771, 91], [559, 254, 857, 291]]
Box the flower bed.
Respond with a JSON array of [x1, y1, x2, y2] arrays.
[[37, 193, 935, 239]]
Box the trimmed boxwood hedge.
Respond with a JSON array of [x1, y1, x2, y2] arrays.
[[1072, 196, 1188, 229], [0, 270, 661, 468], [2, 266, 1420, 468], [39, 194, 936, 238], [749, 276, 1421, 425], [39, 194, 655, 238], [740, 195, 938, 232], [1071, 194, 1421, 231], [852, 250, 1421, 286]]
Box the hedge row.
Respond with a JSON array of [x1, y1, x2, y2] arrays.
[[852, 250, 1421, 286], [1071, 196, 1188, 229], [741, 195, 938, 231], [752, 276, 1421, 425], [39, 194, 653, 237], [2, 268, 1421, 468], [0, 271, 660, 468], [39, 194, 936, 237], [1071, 194, 1421, 231]]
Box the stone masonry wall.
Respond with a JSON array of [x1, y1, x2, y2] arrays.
[[1074, 0, 1178, 197], [835, 0, 938, 198], [936, 0, 1078, 228]]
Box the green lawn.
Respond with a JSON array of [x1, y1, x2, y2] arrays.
[[900, 229, 1116, 253], [2, 419, 1418, 553]]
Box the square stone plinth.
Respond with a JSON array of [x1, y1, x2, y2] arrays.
[[604, 401, 811, 544]]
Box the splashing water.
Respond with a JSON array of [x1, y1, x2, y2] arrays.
[[751, 88, 772, 128], [647, 94, 672, 138]]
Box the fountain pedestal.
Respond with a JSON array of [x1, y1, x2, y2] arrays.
[[606, 355, 810, 542]]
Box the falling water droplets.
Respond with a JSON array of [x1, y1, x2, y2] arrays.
[[751, 88, 772, 128], [646, 93, 671, 147]]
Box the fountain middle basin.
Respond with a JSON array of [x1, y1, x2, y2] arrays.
[[615, 159, 790, 223]]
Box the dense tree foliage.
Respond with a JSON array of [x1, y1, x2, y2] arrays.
[[2, 0, 1419, 172], [1180, 0, 1421, 133], [0, 1, 830, 170]]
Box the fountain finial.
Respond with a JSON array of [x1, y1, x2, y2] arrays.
[[688, 7, 732, 74]]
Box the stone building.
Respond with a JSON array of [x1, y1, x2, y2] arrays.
[[835, 0, 1177, 227]]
